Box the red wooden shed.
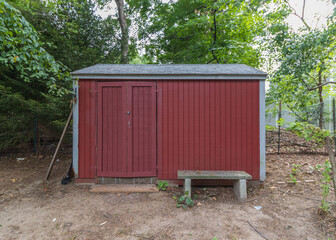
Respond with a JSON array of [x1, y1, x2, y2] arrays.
[[72, 64, 267, 184]]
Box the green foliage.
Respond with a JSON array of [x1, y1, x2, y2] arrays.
[[0, 1, 74, 151], [266, 125, 277, 131], [131, 0, 287, 66], [9, 0, 123, 71], [287, 122, 331, 147], [176, 192, 194, 209], [267, 0, 336, 120], [289, 174, 297, 184], [157, 181, 168, 191], [285, 120, 336, 209], [1, 0, 130, 151], [289, 164, 301, 184], [291, 164, 301, 175], [0, 0, 71, 95], [0, 82, 71, 150], [316, 160, 333, 212]]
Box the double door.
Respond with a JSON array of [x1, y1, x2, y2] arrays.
[[97, 82, 156, 177]]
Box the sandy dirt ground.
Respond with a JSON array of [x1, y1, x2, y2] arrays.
[[0, 141, 335, 239]]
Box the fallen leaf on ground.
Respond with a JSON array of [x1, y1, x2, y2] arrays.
[[197, 202, 202, 206], [213, 197, 217, 201]]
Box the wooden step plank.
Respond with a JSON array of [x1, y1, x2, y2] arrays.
[[90, 184, 159, 193], [178, 170, 252, 180]]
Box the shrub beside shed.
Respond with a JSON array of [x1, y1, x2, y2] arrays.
[[72, 64, 267, 184]]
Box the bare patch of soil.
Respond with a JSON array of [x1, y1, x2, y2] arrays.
[[0, 144, 335, 239]]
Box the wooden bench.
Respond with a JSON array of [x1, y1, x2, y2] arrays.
[[177, 170, 252, 201]]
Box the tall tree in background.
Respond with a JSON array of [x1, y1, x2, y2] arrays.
[[130, 0, 287, 66], [98, 0, 288, 65], [267, 0, 336, 128], [115, 0, 129, 63], [267, 0, 336, 201], [98, 0, 133, 64]]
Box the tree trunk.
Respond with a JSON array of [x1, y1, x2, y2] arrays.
[[114, 0, 129, 64], [324, 136, 336, 200]]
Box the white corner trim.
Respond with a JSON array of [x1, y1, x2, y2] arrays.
[[73, 81, 79, 176], [259, 80, 266, 181]]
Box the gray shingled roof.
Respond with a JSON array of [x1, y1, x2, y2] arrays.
[[72, 64, 267, 80]]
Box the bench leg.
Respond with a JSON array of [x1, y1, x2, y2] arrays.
[[184, 178, 191, 198], [233, 179, 247, 202]]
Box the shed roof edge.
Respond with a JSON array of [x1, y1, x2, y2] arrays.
[[72, 74, 267, 80]]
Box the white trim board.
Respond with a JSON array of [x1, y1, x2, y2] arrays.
[[259, 80, 266, 181], [73, 81, 79, 176]]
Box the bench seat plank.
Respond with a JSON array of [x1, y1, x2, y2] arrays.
[[178, 170, 252, 180]]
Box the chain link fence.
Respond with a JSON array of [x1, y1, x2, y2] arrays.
[[266, 96, 336, 154], [266, 96, 335, 131]]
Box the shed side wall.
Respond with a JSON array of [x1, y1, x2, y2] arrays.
[[78, 80, 97, 179], [157, 80, 260, 180]]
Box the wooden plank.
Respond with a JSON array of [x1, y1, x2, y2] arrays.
[[215, 81, 221, 170], [183, 81, 189, 172], [204, 80, 210, 170], [199, 80, 205, 170], [45, 107, 73, 180], [178, 81, 184, 172], [157, 81, 164, 179], [168, 81, 174, 177], [194, 81, 200, 170], [173, 81, 179, 177], [237, 81, 242, 170], [177, 170, 252, 180], [150, 83, 157, 175], [189, 82, 195, 171], [90, 184, 159, 193]]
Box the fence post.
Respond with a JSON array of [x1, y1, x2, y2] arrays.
[[278, 100, 281, 154], [333, 98, 335, 156]]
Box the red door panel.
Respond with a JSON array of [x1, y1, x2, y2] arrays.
[[97, 82, 127, 177], [97, 82, 156, 178], [127, 82, 157, 177]]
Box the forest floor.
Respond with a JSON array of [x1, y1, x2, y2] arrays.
[[0, 132, 336, 240]]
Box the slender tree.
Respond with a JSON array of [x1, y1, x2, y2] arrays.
[[269, 0, 336, 201], [115, 0, 129, 63]]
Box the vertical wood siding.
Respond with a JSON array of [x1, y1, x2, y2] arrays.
[[78, 80, 97, 179], [78, 79, 260, 181], [157, 80, 260, 180]]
